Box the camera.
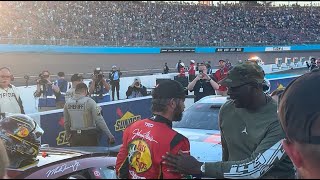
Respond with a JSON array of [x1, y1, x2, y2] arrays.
[[199, 70, 203, 73], [134, 82, 140, 87], [24, 75, 30, 80], [93, 68, 104, 81], [38, 74, 48, 85]]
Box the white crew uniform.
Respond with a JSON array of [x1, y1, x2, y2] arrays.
[[0, 84, 23, 114]]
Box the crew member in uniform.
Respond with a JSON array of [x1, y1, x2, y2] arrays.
[[0, 67, 25, 116], [63, 83, 115, 146]]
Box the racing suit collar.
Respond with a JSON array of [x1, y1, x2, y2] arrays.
[[150, 114, 172, 128]]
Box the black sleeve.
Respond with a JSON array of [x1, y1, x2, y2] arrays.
[[140, 86, 148, 96], [126, 86, 133, 97]]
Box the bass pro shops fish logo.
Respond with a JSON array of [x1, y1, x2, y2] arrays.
[[114, 107, 141, 132]]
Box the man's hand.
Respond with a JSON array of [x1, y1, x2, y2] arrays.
[[109, 135, 115, 145], [92, 75, 98, 81], [162, 150, 203, 175], [195, 74, 202, 81]]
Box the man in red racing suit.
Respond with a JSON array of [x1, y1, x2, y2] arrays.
[[116, 80, 190, 179]]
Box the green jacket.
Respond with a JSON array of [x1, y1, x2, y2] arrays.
[[204, 97, 294, 179]]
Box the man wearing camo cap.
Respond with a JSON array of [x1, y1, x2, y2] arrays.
[[162, 61, 294, 179]]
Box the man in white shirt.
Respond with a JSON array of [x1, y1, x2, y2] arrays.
[[0, 67, 25, 116]]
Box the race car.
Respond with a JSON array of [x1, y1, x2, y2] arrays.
[[7, 146, 118, 179], [173, 95, 227, 162]]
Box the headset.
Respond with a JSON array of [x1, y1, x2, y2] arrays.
[[0, 67, 14, 81]]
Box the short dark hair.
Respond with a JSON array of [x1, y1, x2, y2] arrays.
[[75, 83, 88, 94], [57, 72, 65, 77]]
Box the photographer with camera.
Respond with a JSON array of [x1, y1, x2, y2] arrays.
[[187, 63, 220, 103], [109, 65, 122, 101], [0, 67, 25, 115], [54, 72, 69, 108], [34, 70, 60, 111], [126, 77, 147, 99], [89, 67, 110, 103]]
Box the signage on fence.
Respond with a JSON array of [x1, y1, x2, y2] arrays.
[[40, 97, 152, 147], [265, 46, 291, 52], [215, 48, 244, 52], [160, 48, 195, 53]]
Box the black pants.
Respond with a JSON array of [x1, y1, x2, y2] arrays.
[[111, 80, 120, 100], [69, 130, 99, 147]]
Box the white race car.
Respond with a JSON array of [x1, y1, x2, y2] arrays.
[[173, 95, 228, 162]]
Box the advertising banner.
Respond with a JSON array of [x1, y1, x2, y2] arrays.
[[215, 47, 244, 52], [265, 46, 291, 52], [40, 97, 152, 147], [160, 48, 195, 53]]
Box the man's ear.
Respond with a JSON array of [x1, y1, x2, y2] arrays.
[[282, 139, 303, 168]]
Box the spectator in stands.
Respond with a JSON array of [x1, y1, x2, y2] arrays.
[[0, 2, 319, 47], [109, 65, 122, 101], [163, 62, 169, 74], [126, 77, 147, 99], [188, 60, 196, 82], [213, 60, 229, 96], [34, 70, 60, 111], [0, 67, 25, 115], [65, 73, 83, 101], [54, 72, 69, 108], [188, 63, 219, 102], [279, 69, 320, 179]]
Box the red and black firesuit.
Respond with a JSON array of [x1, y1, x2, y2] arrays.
[[116, 115, 190, 179]]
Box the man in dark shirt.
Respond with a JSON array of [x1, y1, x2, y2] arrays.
[[187, 63, 219, 102]]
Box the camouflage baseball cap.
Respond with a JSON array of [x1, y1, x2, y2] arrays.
[[219, 61, 265, 87]]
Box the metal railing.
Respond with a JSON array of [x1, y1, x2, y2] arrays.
[[0, 37, 320, 47]]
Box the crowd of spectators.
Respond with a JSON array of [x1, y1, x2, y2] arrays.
[[0, 1, 319, 46]]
